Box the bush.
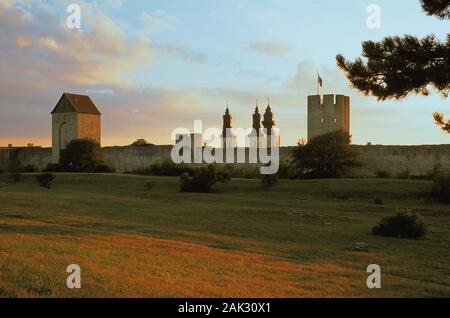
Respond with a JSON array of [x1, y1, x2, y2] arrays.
[[9, 171, 23, 182], [397, 169, 410, 179], [180, 165, 230, 193], [144, 181, 157, 191], [93, 163, 115, 173], [59, 139, 112, 173], [261, 173, 279, 188], [373, 198, 384, 205], [426, 163, 442, 180], [36, 173, 56, 189], [375, 170, 390, 179], [133, 159, 192, 177], [430, 175, 450, 203], [291, 130, 360, 179], [21, 164, 38, 173], [372, 209, 426, 239], [277, 160, 300, 180], [44, 163, 62, 172], [131, 139, 153, 146]]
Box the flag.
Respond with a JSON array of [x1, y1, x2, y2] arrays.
[[317, 73, 323, 88]]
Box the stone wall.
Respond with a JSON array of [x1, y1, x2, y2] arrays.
[[1, 144, 449, 177], [0, 147, 52, 171], [349, 144, 450, 177]]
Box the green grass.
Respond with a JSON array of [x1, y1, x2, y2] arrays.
[[0, 173, 449, 297]]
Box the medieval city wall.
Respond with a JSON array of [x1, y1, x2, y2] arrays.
[[0, 144, 449, 177]]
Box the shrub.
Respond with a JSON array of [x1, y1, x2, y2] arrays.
[[373, 197, 384, 205], [426, 163, 442, 180], [44, 163, 62, 172], [261, 173, 279, 188], [291, 130, 360, 179], [131, 139, 153, 146], [180, 165, 230, 193], [133, 159, 192, 177], [375, 170, 390, 179], [430, 175, 450, 203], [9, 171, 23, 182], [372, 209, 426, 239], [21, 164, 38, 173], [93, 163, 115, 173], [397, 169, 410, 179], [278, 160, 300, 180], [59, 139, 112, 173], [221, 164, 259, 179], [36, 173, 56, 189], [144, 181, 157, 191]]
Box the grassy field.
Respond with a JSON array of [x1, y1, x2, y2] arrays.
[[0, 173, 449, 297]]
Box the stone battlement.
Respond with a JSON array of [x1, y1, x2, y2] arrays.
[[307, 94, 350, 141], [1, 144, 449, 177]]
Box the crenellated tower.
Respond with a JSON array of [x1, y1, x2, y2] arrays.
[[307, 94, 350, 141]]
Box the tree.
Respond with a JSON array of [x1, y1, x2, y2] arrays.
[[421, 0, 450, 18], [433, 112, 450, 132], [131, 139, 153, 146], [291, 131, 360, 179], [336, 0, 449, 131], [59, 138, 106, 172]]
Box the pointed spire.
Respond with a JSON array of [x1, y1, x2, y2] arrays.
[[263, 98, 275, 130], [255, 99, 259, 113], [266, 96, 271, 111]]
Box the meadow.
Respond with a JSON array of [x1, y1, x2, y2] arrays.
[[0, 173, 449, 297]]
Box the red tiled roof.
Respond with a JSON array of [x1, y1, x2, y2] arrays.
[[51, 93, 101, 115]]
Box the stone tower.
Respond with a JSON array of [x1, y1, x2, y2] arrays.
[[51, 93, 101, 162], [307, 94, 350, 141]]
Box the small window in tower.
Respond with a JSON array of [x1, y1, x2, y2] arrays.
[[320, 118, 324, 124], [334, 118, 337, 124]]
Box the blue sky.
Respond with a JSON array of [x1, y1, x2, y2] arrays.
[[0, 0, 449, 146]]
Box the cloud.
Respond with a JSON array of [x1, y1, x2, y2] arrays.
[[153, 43, 208, 64], [38, 37, 60, 51], [245, 40, 293, 58], [143, 10, 177, 32], [16, 36, 31, 48], [0, 0, 153, 89]]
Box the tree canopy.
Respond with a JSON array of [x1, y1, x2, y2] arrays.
[[336, 0, 449, 133], [291, 131, 360, 179], [60, 138, 112, 172]]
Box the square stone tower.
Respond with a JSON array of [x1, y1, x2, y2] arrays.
[[51, 93, 101, 162], [307, 94, 350, 141]]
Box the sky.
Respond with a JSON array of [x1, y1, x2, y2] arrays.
[[0, 0, 449, 147]]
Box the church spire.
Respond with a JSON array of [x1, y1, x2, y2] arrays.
[[263, 98, 275, 131], [252, 100, 261, 133], [223, 104, 232, 136]]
